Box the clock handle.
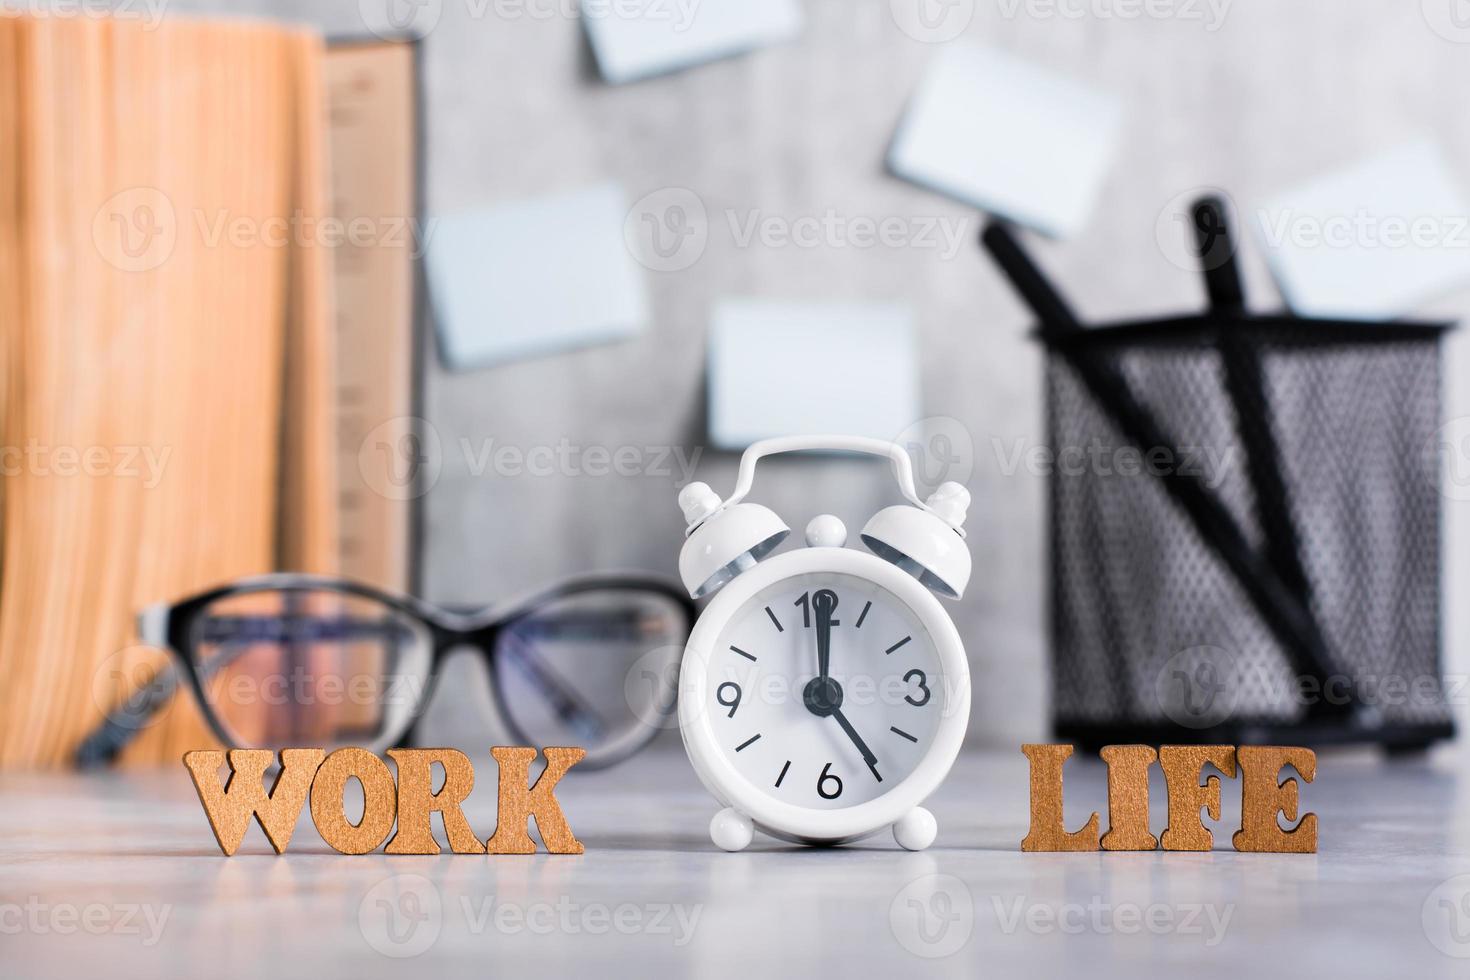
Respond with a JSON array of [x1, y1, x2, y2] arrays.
[[726, 435, 930, 513]]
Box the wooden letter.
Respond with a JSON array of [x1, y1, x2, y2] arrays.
[[1232, 746, 1317, 853], [1020, 744, 1100, 852], [309, 747, 398, 855], [1159, 745, 1236, 851], [184, 748, 324, 856], [485, 746, 586, 855], [1100, 745, 1158, 851], [385, 748, 485, 855]]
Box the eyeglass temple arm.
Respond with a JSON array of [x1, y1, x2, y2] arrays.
[[75, 611, 265, 767], [498, 631, 609, 740], [74, 659, 181, 768]]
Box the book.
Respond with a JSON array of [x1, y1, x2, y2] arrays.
[[0, 12, 339, 768]]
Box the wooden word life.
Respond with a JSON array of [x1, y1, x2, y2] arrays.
[[1021, 744, 1317, 854], [183, 746, 586, 857]]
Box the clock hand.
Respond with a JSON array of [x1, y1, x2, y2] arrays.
[[831, 706, 881, 783], [802, 605, 879, 783], [813, 589, 837, 681]]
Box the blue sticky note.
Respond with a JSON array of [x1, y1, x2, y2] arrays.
[[889, 43, 1123, 239], [581, 0, 802, 84], [426, 183, 649, 370], [708, 300, 921, 450], [1256, 142, 1470, 320]]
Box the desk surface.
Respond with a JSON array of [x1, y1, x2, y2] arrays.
[[3, 746, 1469, 978]]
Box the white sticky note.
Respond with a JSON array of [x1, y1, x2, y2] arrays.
[[708, 300, 920, 450], [581, 0, 802, 84], [888, 43, 1123, 239], [1256, 142, 1470, 320], [426, 183, 649, 370]]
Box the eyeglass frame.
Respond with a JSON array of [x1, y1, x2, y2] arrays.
[[77, 572, 696, 770]]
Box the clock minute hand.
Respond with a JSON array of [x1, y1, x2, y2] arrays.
[[813, 589, 837, 681], [831, 706, 882, 783]]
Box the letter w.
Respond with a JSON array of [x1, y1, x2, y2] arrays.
[[184, 749, 325, 855]]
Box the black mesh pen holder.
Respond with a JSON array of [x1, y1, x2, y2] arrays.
[[984, 200, 1456, 750]]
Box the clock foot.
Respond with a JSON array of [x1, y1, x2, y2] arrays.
[[894, 807, 937, 851], [710, 808, 754, 851]]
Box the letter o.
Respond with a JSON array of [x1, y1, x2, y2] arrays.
[[309, 748, 398, 854]]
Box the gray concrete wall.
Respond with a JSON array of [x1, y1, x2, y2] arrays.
[[66, 0, 1470, 745]]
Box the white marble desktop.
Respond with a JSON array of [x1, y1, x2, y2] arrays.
[[4, 745, 1470, 978]]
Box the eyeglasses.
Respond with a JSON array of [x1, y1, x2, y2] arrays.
[[77, 573, 695, 770]]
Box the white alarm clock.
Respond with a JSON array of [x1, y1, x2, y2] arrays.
[[675, 435, 972, 851]]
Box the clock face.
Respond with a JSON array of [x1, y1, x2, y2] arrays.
[[704, 571, 949, 810]]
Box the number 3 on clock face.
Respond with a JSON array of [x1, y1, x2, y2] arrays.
[[679, 548, 969, 845]]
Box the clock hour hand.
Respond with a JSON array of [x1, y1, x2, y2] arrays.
[[831, 706, 881, 783], [813, 589, 837, 681]]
